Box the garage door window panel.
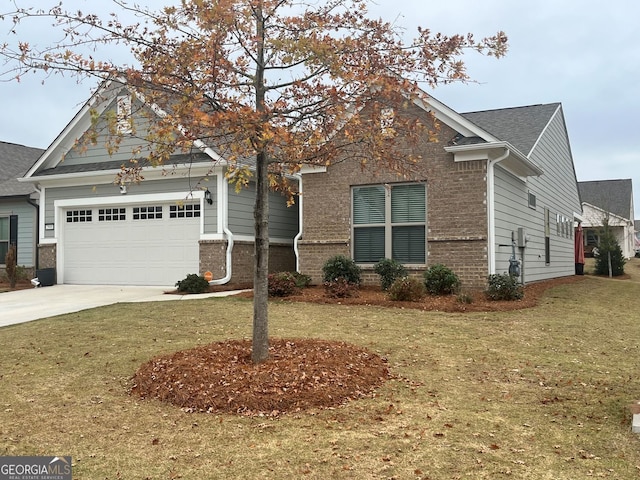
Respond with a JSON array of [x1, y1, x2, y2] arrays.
[[66, 210, 92, 223], [170, 204, 201, 218], [99, 208, 126, 221], [133, 206, 163, 220]]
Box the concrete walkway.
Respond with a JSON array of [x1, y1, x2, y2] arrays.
[[0, 284, 246, 328]]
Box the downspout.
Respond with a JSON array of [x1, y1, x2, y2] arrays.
[[209, 175, 234, 285], [487, 148, 510, 275], [293, 173, 303, 272], [26, 185, 41, 270]]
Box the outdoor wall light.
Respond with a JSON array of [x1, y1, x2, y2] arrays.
[[204, 188, 213, 205], [119, 184, 127, 195]]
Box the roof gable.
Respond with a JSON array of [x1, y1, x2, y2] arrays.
[[461, 103, 561, 156], [24, 78, 224, 181], [578, 179, 633, 221]]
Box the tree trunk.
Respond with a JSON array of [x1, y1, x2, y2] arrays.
[[251, 1, 269, 364], [252, 149, 270, 363]]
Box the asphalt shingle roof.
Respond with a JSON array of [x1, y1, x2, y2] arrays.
[[0, 141, 44, 197], [460, 103, 561, 156], [578, 179, 633, 220]]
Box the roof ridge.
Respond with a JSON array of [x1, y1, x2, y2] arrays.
[[462, 102, 560, 115]]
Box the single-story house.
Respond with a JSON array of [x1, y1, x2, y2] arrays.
[[298, 97, 583, 288], [20, 78, 582, 288], [577, 179, 636, 258], [20, 79, 298, 286], [0, 141, 44, 278]]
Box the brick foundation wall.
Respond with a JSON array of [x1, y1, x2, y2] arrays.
[[38, 244, 57, 269], [299, 103, 489, 289], [200, 240, 296, 285]]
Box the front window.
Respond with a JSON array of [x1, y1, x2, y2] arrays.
[[0, 217, 8, 262], [353, 183, 426, 264]]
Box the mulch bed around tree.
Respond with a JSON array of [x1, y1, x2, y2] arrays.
[[131, 338, 389, 417], [134, 275, 588, 417]]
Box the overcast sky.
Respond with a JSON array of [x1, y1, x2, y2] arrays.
[[1, 0, 638, 212]]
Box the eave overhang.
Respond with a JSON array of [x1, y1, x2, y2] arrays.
[[445, 141, 544, 178]]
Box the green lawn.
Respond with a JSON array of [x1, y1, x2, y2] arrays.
[[1, 260, 640, 479]]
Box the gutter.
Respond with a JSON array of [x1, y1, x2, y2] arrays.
[[209, 174, 234, 285]]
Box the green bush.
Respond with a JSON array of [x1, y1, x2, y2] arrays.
[[374, 258, 407, 291], [423, 264, 460, 295], [291, 271, 312, 289], [322, 255, 361, 285], [486, 273, 524, 301], [456, 292, 474, 305], [387, 276, 425, 302], [594, 243, 626, 276], [323, 277, 360, 298], [268, 272, 300, 297], [175, 273, 210, 294]]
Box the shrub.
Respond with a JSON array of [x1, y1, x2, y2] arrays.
[[290, 271, 312, 289], [324, 277, 359, 298], [175, 273, 210, 294], [268, 272, 300, 297], [486, 273, 524, 301], [5, 244, 17, 289], [322, 255, 361, 285], [456, 292, 474, 305], [594, 242, 626, 276], [387, 276, 425, 302], [423, 264, 460, 295], [374, 258, 407, 291]]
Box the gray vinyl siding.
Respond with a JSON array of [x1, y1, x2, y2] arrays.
[[63, 91, 154, 165], [493, 107, 581, 283], [43, 177, 217, 238], [0, 200, 36, 267], [228, 182, 299, 240]]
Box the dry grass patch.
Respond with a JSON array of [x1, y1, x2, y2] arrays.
[[1, 260, 640, 478]]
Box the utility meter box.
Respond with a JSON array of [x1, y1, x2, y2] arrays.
[[517, 227, 527, 248]]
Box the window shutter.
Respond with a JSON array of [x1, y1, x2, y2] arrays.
[[391, 184, 425, 223], [353, 186, 385, 224]]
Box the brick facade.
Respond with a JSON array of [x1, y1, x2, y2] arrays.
[[200, 239, 296, 285], [37, 244, 57, 269], [299, 105, 490, 289]]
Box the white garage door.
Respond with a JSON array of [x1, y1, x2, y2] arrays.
[[63, 203, 201, 286]]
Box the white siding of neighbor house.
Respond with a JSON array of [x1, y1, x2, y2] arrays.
[[0, 200, 36, 267], [493, 106, 581, 283], [42, 177, 217, 239], [228, 182, 299, 240], [581, 203, 636, 258]]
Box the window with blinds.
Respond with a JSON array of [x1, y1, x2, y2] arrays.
[[353, 183, 426, 264]]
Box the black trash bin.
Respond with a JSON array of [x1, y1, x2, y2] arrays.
[[35, 268, 56, 287]]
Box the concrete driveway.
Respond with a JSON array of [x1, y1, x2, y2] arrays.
[[0, 285, 243, 328]]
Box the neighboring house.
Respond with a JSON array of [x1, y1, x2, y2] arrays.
[[0, 141, 44, 278], [298, 98, 582, 288], [577, 179, 636, 258], [20, 79, 298, 286]]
